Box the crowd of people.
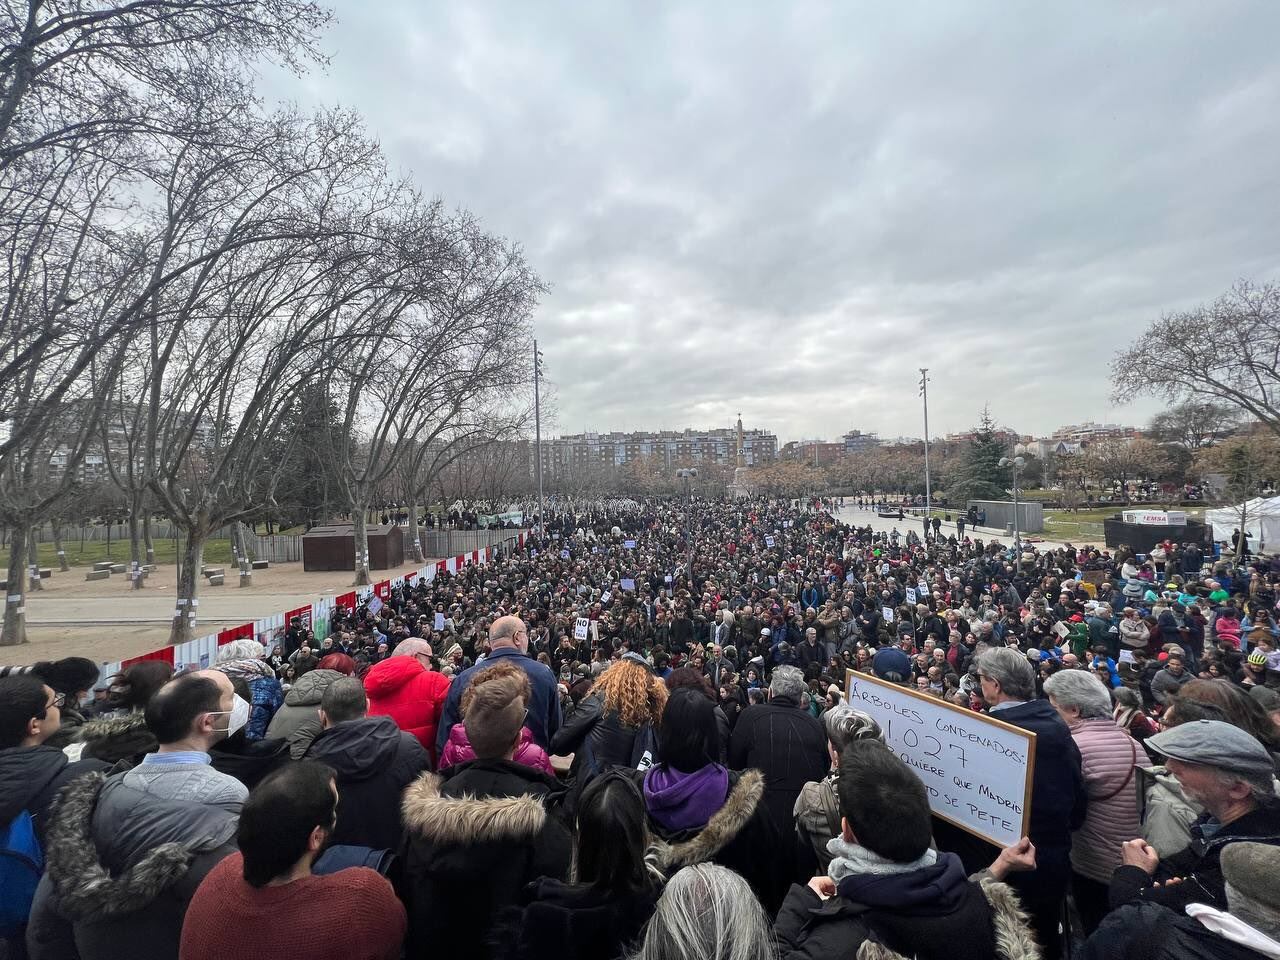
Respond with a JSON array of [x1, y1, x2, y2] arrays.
[[3, 494, 1280, 960]]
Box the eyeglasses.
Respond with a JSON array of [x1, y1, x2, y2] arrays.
[[47, 692, 66, 709]]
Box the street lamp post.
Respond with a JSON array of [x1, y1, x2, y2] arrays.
[[999, 444, 1027, 574], [919, 369, 932, 531], [676, 468, 698, 579], [533, 340, 545, 537]]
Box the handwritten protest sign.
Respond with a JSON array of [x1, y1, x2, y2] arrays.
[[844, 670, 1036, 847], [574, 617, 590, 640]]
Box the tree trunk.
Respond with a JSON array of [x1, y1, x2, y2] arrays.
[[2, 526, 29, 645], [52, 520, 69, 571], [144, 515, 156, 565], [169, 531, 206, 646], [236, 522, 252, 587], [353, 507, 371, 586], [27, 529, 42, 591], [405, 501, 424, 564], [128, 502, 145, 590]]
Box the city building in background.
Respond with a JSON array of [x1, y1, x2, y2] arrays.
[[536, 426, 777, 483]]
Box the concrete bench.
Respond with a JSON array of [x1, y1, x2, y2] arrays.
[[93, 561, 114, 572], [202, 567, 224, 578], [141, 564, 157, 573], [39, 568, 51, 579], [207, 574, 225, 586], [251, 560, 269, 570], [109, 563, 127, 575], [86, 569, 110, 581]]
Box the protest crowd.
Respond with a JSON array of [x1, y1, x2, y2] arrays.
[[3, 495, 1280, 960]]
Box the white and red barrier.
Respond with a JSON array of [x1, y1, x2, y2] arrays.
[[96, 533, 526, 683]]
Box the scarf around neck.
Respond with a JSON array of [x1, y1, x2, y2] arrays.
[[826, 835, 937, 882]]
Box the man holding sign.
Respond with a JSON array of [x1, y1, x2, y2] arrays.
[[776, 740, 1040, 960], [975, 648, 1086, 960]]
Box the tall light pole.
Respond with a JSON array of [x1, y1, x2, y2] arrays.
[[1000, 445, 1027, 573], [533, 340, 545, 537], [676, 467, 698, 578], [919, 369, 932, 526]]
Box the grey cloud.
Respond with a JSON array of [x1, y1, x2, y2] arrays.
[[261, 1, 1280, 440]]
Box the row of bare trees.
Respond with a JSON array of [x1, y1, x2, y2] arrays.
[[0, 0, 539, 646]]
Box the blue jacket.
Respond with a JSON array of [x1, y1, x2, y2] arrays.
[[435, 647, 562, 757]]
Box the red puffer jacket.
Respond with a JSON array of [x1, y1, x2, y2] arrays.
[[363, 657, 451, 761]]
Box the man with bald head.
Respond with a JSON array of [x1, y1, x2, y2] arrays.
[[435, 615, 561, 757]]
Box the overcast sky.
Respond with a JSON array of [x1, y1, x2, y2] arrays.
[[263, 2, 1280, 444]]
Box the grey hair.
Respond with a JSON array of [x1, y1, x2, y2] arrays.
[[216, 639, 265, 663], [976, 648, 1036, 702], [1213, 767, 1276, 803], [1111, 686, 1142, 710], [392, 637, 432, 658], [823, 705, 883, 756], [629, 863, 774, 960], [770, 665, 807, 701], [1043, 669, 1113, 719]]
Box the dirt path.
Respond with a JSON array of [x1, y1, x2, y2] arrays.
[[4, 558, 438, 666]]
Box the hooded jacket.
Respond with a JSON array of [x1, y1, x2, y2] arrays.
[[364, 656, 451, 759], [305, 715, 429, 851], [25, 770, 238, 960], [265, 668, 349, 757], [637, 767, 790, 916], [0, 745, 107, 846], [68, 712, 156, 766], [400, 760, 572, 960], [775, 854, 1040, 960], [208, 732, 292, 791]]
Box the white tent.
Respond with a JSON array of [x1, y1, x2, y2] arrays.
[[1205, 496, 1280, 551]]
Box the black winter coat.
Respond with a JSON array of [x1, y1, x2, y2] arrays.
[[492, 878, 661, 960], [1109, 802, 1280, 913], [636, 768, 790, 916], [306, 715, 429, 852], [0, 745, 107, 846], [1079, 901, 1269, 960], [401, 759, 573, 960], [727, 697, 829, 841], [774, 861, 1039, 960], [550, 694, 647, 783]]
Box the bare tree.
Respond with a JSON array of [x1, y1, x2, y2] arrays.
[[0, 0, 330, 166], [1113, 280, 1280, 439], [1081, 438, 1170, 504], [1147, 400, 1240, 449], [324, 214, 540, 585]]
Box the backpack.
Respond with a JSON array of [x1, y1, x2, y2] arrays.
[[0, 810, 43, 937]]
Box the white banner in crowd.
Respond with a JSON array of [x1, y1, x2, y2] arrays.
[[96, 536, 525, 688], [844, 670, 1036, 847]]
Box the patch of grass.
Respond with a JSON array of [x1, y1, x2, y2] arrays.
[[22, 538, 234, 570]]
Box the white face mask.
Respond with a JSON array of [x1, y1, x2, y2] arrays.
[[209, 694, 252, 738]]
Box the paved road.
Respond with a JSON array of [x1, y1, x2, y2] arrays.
[[833, 504, 1085, 550]]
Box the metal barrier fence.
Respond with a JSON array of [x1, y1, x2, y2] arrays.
[[244, 533, 304, 564], [419, 528, 527, 557]]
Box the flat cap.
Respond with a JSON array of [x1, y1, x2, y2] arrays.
[[1221, 841, 1280, 914], [1146, 719, 1274, 778]]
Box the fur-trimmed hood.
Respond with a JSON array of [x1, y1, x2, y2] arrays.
[[853, 878, 1039, 960], [402, 770, 549, 846], [645, 768, 765, 872], [43, 772, 193, 920]]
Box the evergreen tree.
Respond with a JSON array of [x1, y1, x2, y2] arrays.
[[945, 407, 1010, 504], [253, 384, 348, 530]]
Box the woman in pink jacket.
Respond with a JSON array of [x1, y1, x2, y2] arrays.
[[1044, 669, 1146, 938]]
